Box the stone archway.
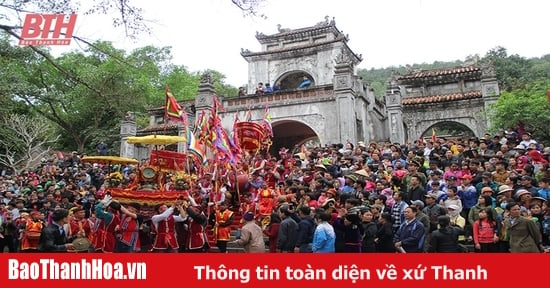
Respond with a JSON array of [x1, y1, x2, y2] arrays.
[[275, 70, 315, 90], [270, 120, 319, 154], [421, 121, 476, 139]]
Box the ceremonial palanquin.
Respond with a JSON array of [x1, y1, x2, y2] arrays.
[[81, 136, 197, 217], [83, 88, 274, 221]]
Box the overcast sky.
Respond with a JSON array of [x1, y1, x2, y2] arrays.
[[53, 0, 550, 87]]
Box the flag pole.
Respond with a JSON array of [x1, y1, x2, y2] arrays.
[[163, 86, 170, 136]]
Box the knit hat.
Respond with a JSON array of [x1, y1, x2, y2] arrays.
[[344, 174, 357, 182], [411, 200, 425, 210], [243, 211, 255, 221]]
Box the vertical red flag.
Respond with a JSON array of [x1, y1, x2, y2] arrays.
[[165, 86, 186, 122]]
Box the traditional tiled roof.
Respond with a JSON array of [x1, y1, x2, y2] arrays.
[[241, 37, 343, 57], [402, 90, 482, 105], [398, 65, 481, 81], [255, 21, 337, 42], [137, 123, 179, 134]]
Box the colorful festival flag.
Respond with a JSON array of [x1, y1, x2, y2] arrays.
[[262, 103, 273, 138], [187, 128, 206, 164], [164, 86, 186, 122], [244, 109, 252, 122]]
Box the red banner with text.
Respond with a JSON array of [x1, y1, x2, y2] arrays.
[[0, 253, 546, 288]]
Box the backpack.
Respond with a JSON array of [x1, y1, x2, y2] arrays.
[[25, 220, 43, 240]]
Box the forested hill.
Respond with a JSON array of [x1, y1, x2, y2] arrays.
[[356, 47, 550, 99]]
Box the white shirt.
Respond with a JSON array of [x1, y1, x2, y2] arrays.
[[151, 207, 186, 230]]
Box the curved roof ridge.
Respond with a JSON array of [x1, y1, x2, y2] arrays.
[[402, 90, 483, 105], [398, 64, 481, 80]]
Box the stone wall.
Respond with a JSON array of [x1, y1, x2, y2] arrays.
[[222, 86, 339, 145], [403, 98, 487, 140], [246, 43, 348, 93]]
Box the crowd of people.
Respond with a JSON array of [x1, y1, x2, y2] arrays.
[[238, 76, 313, 97], [1, 129, 550, 253]]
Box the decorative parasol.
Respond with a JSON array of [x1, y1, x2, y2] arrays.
[[80, 156, 139, 165], [125, 135, 187, 146]]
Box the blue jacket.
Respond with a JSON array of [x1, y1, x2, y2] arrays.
[[458, 185, 478, 209], [537, 188, 550, 200], [312, 222, 335, 253], [394, 218, 425, 252]]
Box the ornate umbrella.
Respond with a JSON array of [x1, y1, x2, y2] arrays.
[[125, 135, 187, 146], [80, 156, 139, 165]]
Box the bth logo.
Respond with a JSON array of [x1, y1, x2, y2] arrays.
[[19, 14, 77, 46]]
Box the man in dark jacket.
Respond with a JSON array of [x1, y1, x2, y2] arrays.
[[38, 209, 74, 252], [393, 206, 425, 253], [294, 206, 315, 252], [277, 204, 298, 252], [361, 209, 378, 252], [429, 215, 464, 252]]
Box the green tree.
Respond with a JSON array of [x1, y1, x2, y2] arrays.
[[1, 1, 248, 153], [11, 42, 176, 153], [489, 81, 550, 143], [480, 46, 533, 92], [528, 54, 550, 81], [161, 65, 200, 101], [0, 33, 40, 115], [201, 69, 239, 98]]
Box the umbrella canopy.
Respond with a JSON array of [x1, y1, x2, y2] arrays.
[[80, 156, 139, 165], [125, 135, 187, 146]]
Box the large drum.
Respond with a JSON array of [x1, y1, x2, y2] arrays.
[[234, 122, 265, 154], [227, 171, 249, 193], [237, 174, 249, 192]]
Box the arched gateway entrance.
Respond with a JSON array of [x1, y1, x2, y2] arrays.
[[271, 120, 319, 154], [421, 121, 476, 140]]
